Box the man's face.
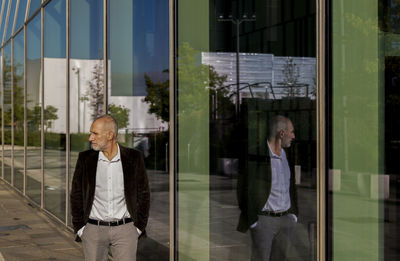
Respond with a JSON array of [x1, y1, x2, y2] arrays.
[[281, 121, 295, 148], [88, 120, 111, 151]]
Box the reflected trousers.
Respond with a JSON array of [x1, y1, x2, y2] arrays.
[[250, 214, 295, 261], [81, 223, 139, 261]]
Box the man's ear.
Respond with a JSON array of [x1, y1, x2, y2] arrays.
[[279, 130, 285, 139], [107, 131, 114, 140]]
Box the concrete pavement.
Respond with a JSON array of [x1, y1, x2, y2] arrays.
[[0, 180, 84, 261]]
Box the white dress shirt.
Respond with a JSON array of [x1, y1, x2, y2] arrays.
[[77, 144, 141, 236], [89, 144, 130, 221], [251, 142, 296, 228], [262, 142, 291, 212]]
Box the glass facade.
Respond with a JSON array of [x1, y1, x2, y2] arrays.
[[0, 0, 399, 260]]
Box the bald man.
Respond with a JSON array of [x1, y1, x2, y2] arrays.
[[71, 115, 150, 261], [237, 115, 298, 261]]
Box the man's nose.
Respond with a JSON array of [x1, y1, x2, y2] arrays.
[[88, 134, 94, 141]]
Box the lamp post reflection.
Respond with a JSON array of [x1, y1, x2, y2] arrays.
[[217, 13, 256, 115]]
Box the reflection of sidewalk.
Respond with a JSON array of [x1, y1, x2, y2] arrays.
[[0, 181, 84, 260]]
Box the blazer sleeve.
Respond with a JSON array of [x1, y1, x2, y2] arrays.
[[134, 152, 150, 232], [70, 152, 85, 234], [289, 162, 299, 216]]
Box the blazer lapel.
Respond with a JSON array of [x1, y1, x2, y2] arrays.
[[86, 150, 99, 191], [119, 145, 134, 187]]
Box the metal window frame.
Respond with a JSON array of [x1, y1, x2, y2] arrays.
[[10, 33, 14, 188], [23, 23, 26, 195], [65, 0, 70, 228], [103, 0, 107, 113], [40, 4, 44, 209], [316, 0, 326, 260], [169, 0, 176, 260]]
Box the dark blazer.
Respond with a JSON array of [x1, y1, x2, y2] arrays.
[[70, 145, 150, 241], [236, 152, 298, 233]]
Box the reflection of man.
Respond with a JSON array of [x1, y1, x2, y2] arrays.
[[71, 115, 150, 261], [237, 115, 298, 261]]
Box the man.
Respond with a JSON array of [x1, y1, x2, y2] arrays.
[[237, 115, 298, 261], [71, 115, 150, 261]]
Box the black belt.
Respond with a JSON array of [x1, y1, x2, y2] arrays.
[[88, 218, 133, 226], [259, 210, 289, 217]]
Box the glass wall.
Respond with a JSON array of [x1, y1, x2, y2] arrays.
[[43, 0, 66, 221], [26, 13, 41, 204], [108, 0, 170, 259], [13, 30, 24, 191], [329, 0, 400, 260], [176, 0, 317, 260]]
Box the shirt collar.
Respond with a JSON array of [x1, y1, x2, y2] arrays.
[[98, 143, 121, 162], [267, 141, 282, 159]]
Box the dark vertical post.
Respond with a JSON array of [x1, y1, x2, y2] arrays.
[[236, 21, 240, 115]]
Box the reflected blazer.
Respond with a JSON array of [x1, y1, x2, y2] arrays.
[[70, 145, 150, 241], [236, 152, 298, 233]]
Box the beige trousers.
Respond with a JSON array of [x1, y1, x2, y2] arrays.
[[81, 223, 139, 261]]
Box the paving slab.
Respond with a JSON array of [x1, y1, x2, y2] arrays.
[[0, 180, 84, 261]]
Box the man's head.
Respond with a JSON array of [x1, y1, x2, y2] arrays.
[[268, 115, 295, 148], [89, 115, 118, 151]]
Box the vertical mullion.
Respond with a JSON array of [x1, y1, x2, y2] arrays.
[[169, 0, 175, 259], [23, 24, 26, 195], [316, 0, 326, 260], [65, 0, 70, 226], [170, 0, 177, 259], [103, 0, 107, 113], [40, 5, 44, 209], [10, 37, 13, 186]]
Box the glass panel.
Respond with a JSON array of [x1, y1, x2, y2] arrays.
[[3, 42, 11, 183], [15, 0, 28, 32], [329, 1, 400, 261], [26, 13, 41, 204], [177, 0, 316, 260], [5, 0, 17, 40], [28, 0, 41, 18], [43, 0, 66, 221], [69, 0, 103, 226], [108, 0, 170, 258], [13, 30, 24, 191], [0, 0, 10, 45]]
